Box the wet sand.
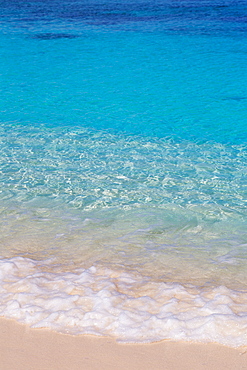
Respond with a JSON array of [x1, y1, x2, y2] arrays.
[[0, 317, 247, 370]]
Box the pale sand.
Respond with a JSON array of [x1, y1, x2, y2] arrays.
[[0, 317, 247, 370]]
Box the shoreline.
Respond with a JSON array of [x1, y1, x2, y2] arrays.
[[0, 317, 246, 370]]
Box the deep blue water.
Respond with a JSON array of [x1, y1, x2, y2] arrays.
[[1, 0, 247, 143]]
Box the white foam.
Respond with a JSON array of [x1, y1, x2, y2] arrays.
[[0, 256, 247, 347]]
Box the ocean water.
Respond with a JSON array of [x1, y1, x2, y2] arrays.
[[0, 0, 247, 347]]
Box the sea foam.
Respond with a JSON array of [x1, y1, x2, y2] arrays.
[[1, 256, 247, 347]]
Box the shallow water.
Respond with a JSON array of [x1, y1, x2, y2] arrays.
[[0, 0, 247, 346]]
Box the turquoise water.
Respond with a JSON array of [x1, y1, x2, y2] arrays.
[[0, 0, 247, 346]]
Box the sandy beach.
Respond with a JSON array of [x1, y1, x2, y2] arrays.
[[0, 317, 246, 370], [1, 0, 247, 368]]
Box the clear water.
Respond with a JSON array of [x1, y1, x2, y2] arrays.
[[0, 0, 247, 346]]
